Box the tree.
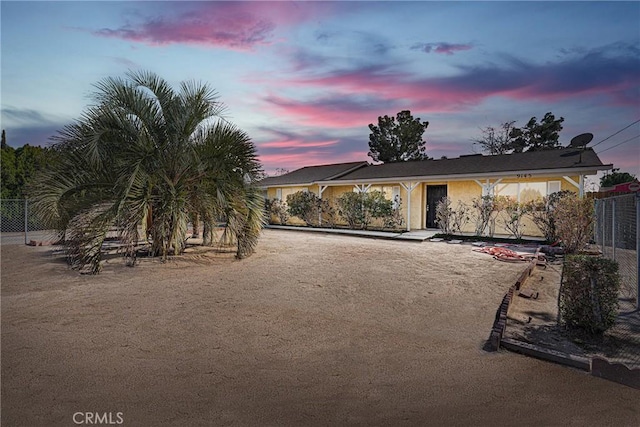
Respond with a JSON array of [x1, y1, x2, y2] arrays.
[[1, 138, 53, 199], [29, 70, 264, 273], [472, 121, 515, 155], [368, 110, 429, 163], [1, 129, 6, 149], [1, 144, 17, 199], [600, 168, 636, 188], [508, 112, 564, 153]]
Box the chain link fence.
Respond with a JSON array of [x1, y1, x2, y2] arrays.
[[0, 199, 52, 245], [594, 193, 639, 310]]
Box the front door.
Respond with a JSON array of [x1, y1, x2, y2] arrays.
[[426, 185, 447, 228]]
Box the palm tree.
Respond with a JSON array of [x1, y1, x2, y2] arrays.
[[29, 70, 264, 273]]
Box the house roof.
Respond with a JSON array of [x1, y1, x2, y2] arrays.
[[258, 161, 368, 187], [325, 148, 609, 183], [260, 148, 611, 187]]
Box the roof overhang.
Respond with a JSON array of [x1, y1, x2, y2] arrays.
[[257, 182, 315, 189], [314, 164, 613, 186]]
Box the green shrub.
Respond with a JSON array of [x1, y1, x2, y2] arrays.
[[286, 191, 318, 226], [337, 192, 366, 229], [559, 255, 620, 334], [286, 191, 335, 227], [336, 190, 396, 230]]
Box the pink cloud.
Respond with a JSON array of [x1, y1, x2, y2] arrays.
[[260, 139, 339, 149], [262, 94, 392, 128], [93, 2, 334, 50]]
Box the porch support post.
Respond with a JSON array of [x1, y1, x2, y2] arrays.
[[353, 184, 371, 193], [474, 178, 502, 196], [400, 182, 418, 231], [318, 185, 328, 226], [563, 176, 582, 196]]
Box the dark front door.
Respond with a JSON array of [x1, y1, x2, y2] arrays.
[[426, 185, 447, 228]]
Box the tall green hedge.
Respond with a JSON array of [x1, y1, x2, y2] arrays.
[[559, 255, 620, 334]]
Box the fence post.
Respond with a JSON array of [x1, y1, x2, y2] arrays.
[[611, 198, 616, 260], [636, 192, 639, 309], [24, 199, 28, 245]]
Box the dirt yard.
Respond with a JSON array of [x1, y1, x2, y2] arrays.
[[2, 229, 639, 426]]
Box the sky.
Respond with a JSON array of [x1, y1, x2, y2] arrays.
[[1, 1, 639, 180]]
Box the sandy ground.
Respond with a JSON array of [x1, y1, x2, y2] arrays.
[[2, 229, 639, 426]]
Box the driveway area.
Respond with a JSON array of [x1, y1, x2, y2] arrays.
[[2, 229, 638, 426]]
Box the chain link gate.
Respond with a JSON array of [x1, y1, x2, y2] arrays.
[[594, 193, 639, 310]]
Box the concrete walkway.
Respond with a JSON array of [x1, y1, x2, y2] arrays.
[[265, 225, 439, 241]]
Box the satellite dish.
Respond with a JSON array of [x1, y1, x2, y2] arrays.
[[569, 132, 593, 148]]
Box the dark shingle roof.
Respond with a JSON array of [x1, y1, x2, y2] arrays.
[[329, 148, 608, 182], [259, 149, 610, 187], [258, 161, 368, 187]]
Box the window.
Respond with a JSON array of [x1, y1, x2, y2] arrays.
[[387, 186, 401, 209], [276, 188, 282, 200], [547, 181, 561, 194], [494, 181, 557, 202]]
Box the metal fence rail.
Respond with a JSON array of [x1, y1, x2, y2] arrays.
[[594, 193, 639, 310]]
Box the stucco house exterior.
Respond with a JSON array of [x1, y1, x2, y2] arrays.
[[259, 148, 611, 237]]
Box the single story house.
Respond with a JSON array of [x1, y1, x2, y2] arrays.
[[258, 148, 611, 237]]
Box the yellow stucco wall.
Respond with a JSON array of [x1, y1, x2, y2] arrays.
[[265, 174, 584, 236]]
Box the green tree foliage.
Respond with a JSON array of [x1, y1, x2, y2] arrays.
[[508, 112, 564, 153], [368, 110, 429, 163], [1, 138, 53, 199], [1, 145, 17, 199], [559, 255, 620, 334], [600, 168, 636, 188], [29, 70, 264, 273]]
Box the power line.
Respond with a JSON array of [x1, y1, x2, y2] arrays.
[[596, 133, 640, 154], [591, 118, 640, 148]]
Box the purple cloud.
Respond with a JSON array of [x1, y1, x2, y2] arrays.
[[412, 42, 474, 55]]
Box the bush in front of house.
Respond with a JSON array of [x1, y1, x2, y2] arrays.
[[528, 190, 574, 243], [496, 196, 531, 240], [559, 255, 620, 334], [265, 198, 290, 225], [472, 195, 499, 237], [435, 197, 471, 235], [553, 192, 594, 253], [286, 191, 318, 226], [336, 190, 398, 230], [286, 191, 335, 227]]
